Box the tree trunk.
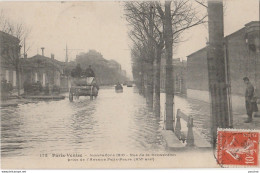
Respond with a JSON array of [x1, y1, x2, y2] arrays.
[[140, 62, 145, 96], [145, 4, 155, 109], [207, 0, 231, 148], [153, 47, 162, 117], [145, 63, 154, 109], [164, 1, 174, 130]]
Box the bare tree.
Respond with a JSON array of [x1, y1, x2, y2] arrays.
[[0, 11, 31, 95], [156, 0, 207, 130], [0, 11, 31, 57], [131, 43, 146, 95], [125, 1, 206, 119], [0, 10, 9, 32], [125, 2, 165, 114]]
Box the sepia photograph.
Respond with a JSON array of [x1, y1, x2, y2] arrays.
[[0, 0, 259, 170]]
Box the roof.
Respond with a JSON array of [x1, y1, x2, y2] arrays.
[[187, 21, 259, 58], [245, 21, 260, 27], [28, 54, 65, 65], [21, 54, 65, 72], [0, 31, 20, 43], [187, 47, 207, 58]]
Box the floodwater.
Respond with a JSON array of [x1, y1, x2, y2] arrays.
[[1, 86, 212, 159], [1, 87, 166, 158]]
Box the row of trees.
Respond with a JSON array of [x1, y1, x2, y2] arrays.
[[126, 0, 233, 147], [124, 1, 206, 130]]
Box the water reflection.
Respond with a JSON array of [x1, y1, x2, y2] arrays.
[[1, 87, 166, 158], [1, 86, 212, 158]]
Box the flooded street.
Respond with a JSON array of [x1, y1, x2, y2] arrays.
[[1, 86, 214, 160], [1, 87, 167, 159]]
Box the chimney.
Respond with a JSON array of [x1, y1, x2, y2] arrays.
[[41, 47, 45, 56], [51, 54, 54, 60]]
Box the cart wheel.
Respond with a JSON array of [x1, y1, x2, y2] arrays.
[[69, 91, 73, 102]]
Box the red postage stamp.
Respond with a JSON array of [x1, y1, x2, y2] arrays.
[[217, 129, 259, 166]]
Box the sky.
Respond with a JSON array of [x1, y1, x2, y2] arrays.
[[0, 0, 259, 78]]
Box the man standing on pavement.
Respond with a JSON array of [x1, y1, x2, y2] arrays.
[[243, 77, 258, 123]]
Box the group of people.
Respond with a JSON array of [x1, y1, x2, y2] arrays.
[[71, 64, 95, 78]]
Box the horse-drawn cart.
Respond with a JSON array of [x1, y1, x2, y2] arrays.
[[69, 77, 99, 102]]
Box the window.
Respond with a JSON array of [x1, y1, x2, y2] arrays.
[[43, 73, 46, 86], [13, 71, 16, 86], [35, 72, 38, 82], [5, 70, 9, 82]]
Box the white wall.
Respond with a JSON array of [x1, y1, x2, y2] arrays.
[[43, 73, 46, 86], [13, 70, 16, 86], [187, 89, 210, 103], [187, 89, 247, 115], [5, 70, 9, 82], [35, 72, 37, 82]]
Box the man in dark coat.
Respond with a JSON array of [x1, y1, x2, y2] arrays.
[[71, 64, 82, 77], [115, 82, 123, 90], [243, 77, 258, 123], [85, 65, 95, 77]]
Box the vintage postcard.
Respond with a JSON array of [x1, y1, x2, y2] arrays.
[[0, 0, 259, 170]]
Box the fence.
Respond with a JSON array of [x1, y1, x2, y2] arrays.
[[174, 109, 211, 148]]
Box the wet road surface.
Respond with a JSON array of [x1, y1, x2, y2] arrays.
[[1, 86, 217, 160], [1, 87, 167, 158]]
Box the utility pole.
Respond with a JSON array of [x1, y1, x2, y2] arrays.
[[24, 37, 26, 58], [41, 47, 45, 56], [258, 0, 260, 95], [64, 44, 83, 63], [207, 0, 231, 148], [257, 0, 260, 96], [65, 44, 68, 63], [64, 45, 83, 91]]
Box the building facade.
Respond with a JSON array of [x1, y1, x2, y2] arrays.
[[0, 31, 21, 90], [186, 21, 260, 113], [20, 54, 65, 89]]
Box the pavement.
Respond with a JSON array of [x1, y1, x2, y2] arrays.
[[233, 112, 260, 130], [0, 97, 34, 107], [22, 95, 65, 100], [161, 130, 185, 150], [0, 93, 66, 107], [161, 100, 260, 150], [161, 111, 260, 151]]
